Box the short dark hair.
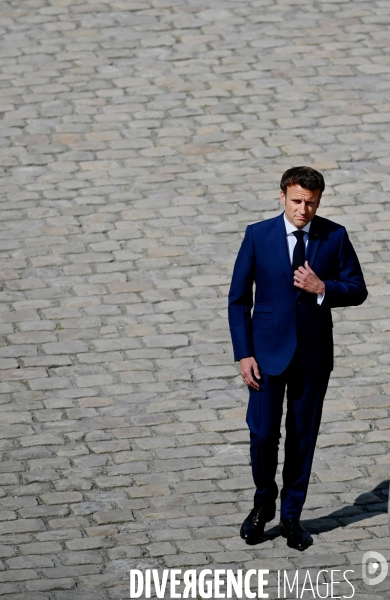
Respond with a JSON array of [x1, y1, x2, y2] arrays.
[[280, 166, 325, 195]]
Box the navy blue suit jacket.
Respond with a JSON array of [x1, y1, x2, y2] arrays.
[[228, 213, 368, 375]]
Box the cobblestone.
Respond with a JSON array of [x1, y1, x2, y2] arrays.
[[0, 0, 389, 596]]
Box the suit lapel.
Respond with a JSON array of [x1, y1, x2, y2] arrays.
[[274, 213, 295, 283], [306, 216, 322, 267]]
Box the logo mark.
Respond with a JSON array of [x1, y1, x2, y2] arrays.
[[362, 551, 388, 586]]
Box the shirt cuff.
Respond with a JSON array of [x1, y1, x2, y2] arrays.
[[317, 292, 325, 305]]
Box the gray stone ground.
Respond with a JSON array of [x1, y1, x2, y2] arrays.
[[0, 0, 389, 597]]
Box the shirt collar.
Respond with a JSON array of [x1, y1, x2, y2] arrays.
[[283, 212, 311, 235]]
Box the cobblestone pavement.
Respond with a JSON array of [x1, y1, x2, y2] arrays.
[[0, 0, 389, 597]]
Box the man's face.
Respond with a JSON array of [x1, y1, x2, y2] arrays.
[[280, 184, 321, 229]]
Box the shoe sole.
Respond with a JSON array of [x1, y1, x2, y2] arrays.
[[240, 510, 276, 543], [279, 523, 313, 551], [286, 537, 313, 551], [240, 524, 264, 545]]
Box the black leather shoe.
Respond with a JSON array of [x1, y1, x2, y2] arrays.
[[280, 518, 313, 551], [240, 505, 276, 545]]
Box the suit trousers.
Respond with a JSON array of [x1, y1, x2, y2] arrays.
[[246, 350, 330, 519]]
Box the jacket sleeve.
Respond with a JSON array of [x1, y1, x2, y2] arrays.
[[228, 225, 255, 361], [323, 227, 368, 308]]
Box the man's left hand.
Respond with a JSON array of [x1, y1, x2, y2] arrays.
[[294, 261, 325, 295]]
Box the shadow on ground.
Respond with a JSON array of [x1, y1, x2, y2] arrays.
[[264, 481, 389, 539]]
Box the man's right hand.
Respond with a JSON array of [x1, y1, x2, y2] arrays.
[[240, 357, 261, 390]]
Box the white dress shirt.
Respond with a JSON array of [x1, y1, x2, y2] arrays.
[[283, 213, 324, 305]]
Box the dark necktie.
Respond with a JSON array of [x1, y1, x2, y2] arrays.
[[292, 230, 306, 273]]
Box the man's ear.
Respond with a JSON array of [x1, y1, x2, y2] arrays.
[[280, 190, 286, 205]]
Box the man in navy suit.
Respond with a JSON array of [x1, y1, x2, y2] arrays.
[[228, 166, 367, 550]]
